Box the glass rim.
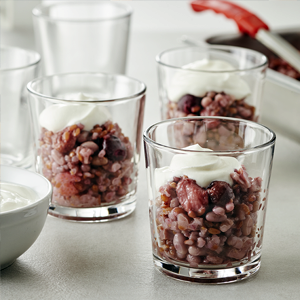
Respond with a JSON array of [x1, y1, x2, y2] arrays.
[[0, 46, 41, 72], [26, 72, 147, 103], [156, 45, 268, 73], [32, 1, 132, 22], [143, 116, 276, 155]]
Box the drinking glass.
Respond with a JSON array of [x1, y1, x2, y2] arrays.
[[33, 1, 132, 75], [27, 72, 146, 222], [144, 116, 275, 283]]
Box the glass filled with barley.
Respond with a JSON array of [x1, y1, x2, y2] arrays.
[[28, 73, 146, 222], [143, 116, 275, 283]]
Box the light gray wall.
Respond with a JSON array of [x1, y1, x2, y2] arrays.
[[2, 1, 300, 32]]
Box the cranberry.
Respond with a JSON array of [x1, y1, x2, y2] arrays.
[[177, 94, 202, 114], [207, 181, 234, 205], [103, 135, 127, 161], [176, 177, 208, 214]]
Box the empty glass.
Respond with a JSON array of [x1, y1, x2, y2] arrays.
[[33, 1, 132, 75], [0, 46, 40, 168]]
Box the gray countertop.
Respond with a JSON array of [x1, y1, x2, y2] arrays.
[[1, 28, 300, 300]]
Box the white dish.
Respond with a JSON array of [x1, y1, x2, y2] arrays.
[[206, 29, 300, 143], [261, 69, 300, 143], [0, 165, 52, 269]]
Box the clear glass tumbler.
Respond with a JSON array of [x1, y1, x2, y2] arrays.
[[143, 116, 275, 283], [0, 46, 40, 168], [32, 1, 132, 75], [157, 46, 268, 122], [27, 72, 146, 222]]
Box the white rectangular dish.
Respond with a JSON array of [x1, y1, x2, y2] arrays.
[[262, 69, 300, 143]]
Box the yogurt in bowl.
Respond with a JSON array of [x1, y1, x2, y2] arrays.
[[0, 182, 38, 212], [0, 165, 52, 269]]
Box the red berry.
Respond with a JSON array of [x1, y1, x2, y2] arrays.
[[54, 172, 81, 196], [176, 177, 208, 214]]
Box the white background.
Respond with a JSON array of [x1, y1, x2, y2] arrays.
[[2, 0, 300, 32]]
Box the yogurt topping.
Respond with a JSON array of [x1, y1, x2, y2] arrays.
[[168, 59, 251, 102], [155, 144, 241, 189], [39, 93, 111, 133], [0, 182, 38, 213]]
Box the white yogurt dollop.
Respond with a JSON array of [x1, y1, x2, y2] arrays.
[[155, 144, 241, 190], [39, 93, 111, 133], [168, 59, 251, 102], [0, 182, 38, 213]]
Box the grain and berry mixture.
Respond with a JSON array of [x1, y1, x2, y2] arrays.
[[167, 92, 257, 121], [153, 167, 262, 267], [39, 120, 134, 208], [172, 118, 245, 150]]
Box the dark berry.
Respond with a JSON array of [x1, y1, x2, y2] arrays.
[[177, 94, 202, 114], [94, 137, 104, 149], [207, 181, 234, 205], [103, 135, 127, 161]]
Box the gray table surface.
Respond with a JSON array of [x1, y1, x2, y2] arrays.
[[1, 30, 300, 300]]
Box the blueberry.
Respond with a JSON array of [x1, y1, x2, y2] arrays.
[[177, 94, 202, 114], [103, 135, 127, 161]]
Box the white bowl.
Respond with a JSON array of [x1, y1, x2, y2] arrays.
[[0, 165, 52, 269]]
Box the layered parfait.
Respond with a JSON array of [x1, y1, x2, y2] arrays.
[[152, 144, 263, 267], [166, 59, 257, 121], [38, 93, 134, 208]]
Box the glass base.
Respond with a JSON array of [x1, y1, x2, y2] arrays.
[[153, 254, 261, 284], [48, 196, 136, 222]]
